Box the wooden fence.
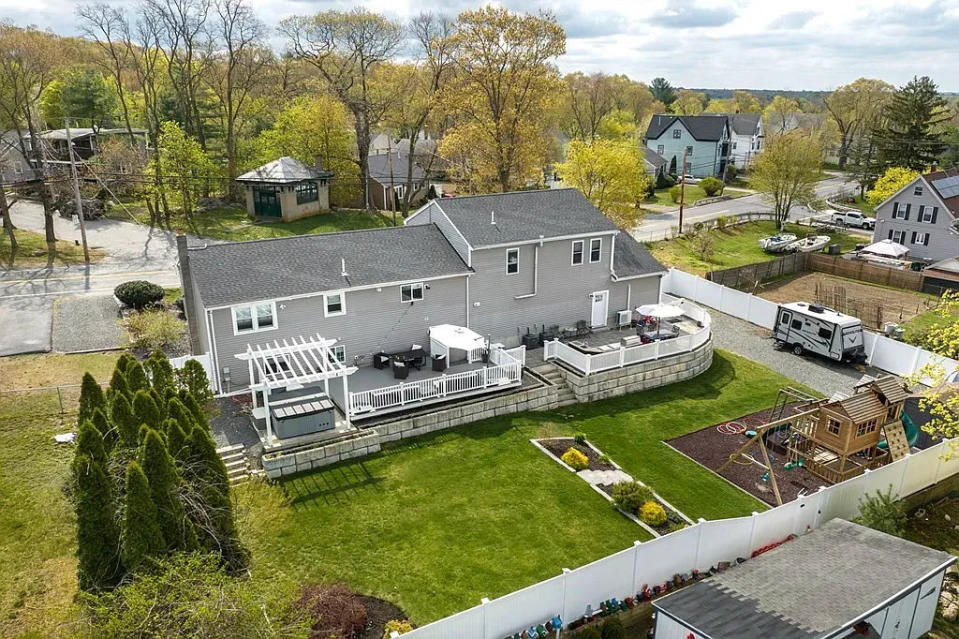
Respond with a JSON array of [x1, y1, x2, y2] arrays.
[[708, 252, 929, 293]]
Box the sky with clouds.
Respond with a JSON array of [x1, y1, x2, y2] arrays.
[[4, 0, 958, 91]]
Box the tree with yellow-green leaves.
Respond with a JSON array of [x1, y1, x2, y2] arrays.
[[751, 131, 823, 228], [823, 78, 894, 168], [910, 290, 959, 459], [865, 167, 919, 206], [557, 139, 648, 228], [763, 95, 801, 134], [671, 89, 706, 116], [439, 7, 565, 193]]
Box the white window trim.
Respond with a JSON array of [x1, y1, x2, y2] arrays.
[[506, 247, 519, 274], [589, 237, 602, 263], [331, 344, 346, 364], [920, 206, 934, 223], [914, 232, 929, 245], [891, 230, 907, 244], [571, 240, 585, 265], [324, 292, 346, 317], [231, 301, 278, 336], [400, 282, 424, 303]]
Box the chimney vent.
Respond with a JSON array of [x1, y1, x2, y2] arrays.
[[341, 258, 348, 277], [490, 210, 496, 225]]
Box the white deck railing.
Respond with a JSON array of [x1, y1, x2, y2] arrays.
[[544, 300, 711, 376], [349, 347, 523, 415]]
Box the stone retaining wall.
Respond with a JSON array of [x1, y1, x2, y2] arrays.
[[261, 432, 381, 478], [558, 337, 713, 403]]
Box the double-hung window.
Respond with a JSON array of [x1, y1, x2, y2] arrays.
[[324, 292, 345, 317], [330, 345, 346, 365], [571, 240, 584, 265], [892, 202, 911, 220], [589, 238, 602, 263], [656, 144, 664, 155], [506, 248, 519, 274], [919, 205, 936, 223], [912, 231, 929, 246], [914, 185, 924, 196], [401, 282, 424, 302], [232, 301, 276, 335], [890, 229, 906, 244]]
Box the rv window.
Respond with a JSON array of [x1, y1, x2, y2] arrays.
[[780, 311, 792, 326], [818, 327, 833, 340], [791, 319, 802, 330]]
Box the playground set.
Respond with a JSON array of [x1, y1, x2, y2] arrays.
[[670, 375, 916, 506]]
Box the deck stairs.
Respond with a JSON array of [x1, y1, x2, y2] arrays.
[[217, 444, 252, 486], [531, 363, 577, 407], [883, 421, 911, 462]]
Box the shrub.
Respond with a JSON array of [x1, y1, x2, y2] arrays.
[[125, 310, 186, 351], [700, 176, 723, 196], [725, 164, 738, 181], [574, 432, 587, 444], [383, 620, 414, 638], [611, 481, 655, 513], [295, 584, 368, 639], [561, 447, 589, 470], [858, 485, 906, 537], [115, 280, 164, 309], [669, 185, 681, 203], [577, 628, 601, 639], [655, 172, 676, 189], [601, 617, 626, 639], [639, 501, 668, 527], [715, 215, 729, 230]]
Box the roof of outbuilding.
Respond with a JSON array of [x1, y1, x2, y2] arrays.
[[654, 519, 954, 639], [643, 147, 667, 169], [368, 151, 425, 185], [646, 114, 729, 142], [187, 225, 470, 308], [236, 156, 334, 183], [432, 188, 619, 247], [613, 233, 667, 279]]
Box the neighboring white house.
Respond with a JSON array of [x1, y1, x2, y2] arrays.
[[724, 113, 763, 170], [871, 168, 959, 263]]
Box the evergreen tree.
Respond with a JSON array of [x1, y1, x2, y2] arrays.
[[167, 397, 196, 436], [75, 420, 107, 466], [873, 76, 951, 171], [165, 418, 189, 462], [78, 372, 106, 426], [185, 426, 242, 566], [139, 428, 190, 551], [110, 392, 139, 448], [120, 461, 165, 572], [126, 361, 149, 394], [149, 387, 168, 422], [73, 454, 122, 591], [91, 408, 116, 453], [179, 390, 209, 432], [107, 365, 130, 400], [132, 390, 162, 430], [146, 350, 175, 393], [178, 358, 213, 404]]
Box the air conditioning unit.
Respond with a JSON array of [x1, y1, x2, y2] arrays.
[[617, 310, 632, 328]]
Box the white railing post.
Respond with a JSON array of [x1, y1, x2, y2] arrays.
[[747, 511, 760, 551], [482, 367, 488, 387], [630, 540, 643, 594], [562, 567, 572, 625], [619, 344, 626, 369], [399, 381, 406, 406], [693, 518, 707, 569]]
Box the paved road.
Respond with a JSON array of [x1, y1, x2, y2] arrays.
[[634, 175, 856, 241], [1, 200, 186, 355]]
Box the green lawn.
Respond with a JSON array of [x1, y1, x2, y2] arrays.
[[646, 184, 749, 208], [105, 204, 395, 242], [0, 228, 106, 269], [238, 350, 790, 624], [649, 220, 862, 276]]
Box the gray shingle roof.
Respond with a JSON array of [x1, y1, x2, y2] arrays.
[[188, 225, 470, 308], [368, 151, 425, 185], [654, 519, 954, 639], [646, 114, 729, 142], [727, 113, 761, 136], [643, 147, 667, 169], [433, 189, 619, 247], [613, 233, 666, 279], [236, 156, 334, 183]]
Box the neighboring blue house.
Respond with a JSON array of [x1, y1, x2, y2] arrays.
[[644, 115, 731, 179]]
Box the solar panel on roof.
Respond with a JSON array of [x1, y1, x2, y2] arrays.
[[933, 176, 959, 199]]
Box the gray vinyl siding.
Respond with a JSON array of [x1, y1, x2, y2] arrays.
[[467, 236, 660, 346], [207, 274, 468, 392], [405, 201, 471, 264], [873, 179, 959, 262]]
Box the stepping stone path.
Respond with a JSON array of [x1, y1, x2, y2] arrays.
[[578, 469, 633, 486]]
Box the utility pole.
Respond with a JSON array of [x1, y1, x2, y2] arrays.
[[64, 118, 90, 264], [678, 148, 687, 235]]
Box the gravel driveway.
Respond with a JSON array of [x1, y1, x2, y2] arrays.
[[52, 295, 128, 353], [708, 310, 884, 396]]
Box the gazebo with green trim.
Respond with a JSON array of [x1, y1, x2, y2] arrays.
[[236, 156, 334, 221]]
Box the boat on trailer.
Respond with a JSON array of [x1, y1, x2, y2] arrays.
[[759, 233, 798, 253], [786, 235, 831, 253]]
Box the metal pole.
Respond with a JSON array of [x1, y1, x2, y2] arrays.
[[678, 148, 687, 235], [64, 118, 90, 263]]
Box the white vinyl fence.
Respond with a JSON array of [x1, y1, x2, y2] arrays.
[[168, 353, 215, 390], [401, 439, 959, 639], [662, 268, 959, 382]]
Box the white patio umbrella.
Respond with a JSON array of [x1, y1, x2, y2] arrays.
[[636, 303, 685, 319]]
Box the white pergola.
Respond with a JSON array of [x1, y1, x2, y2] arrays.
[[235, 333, 358, 442]]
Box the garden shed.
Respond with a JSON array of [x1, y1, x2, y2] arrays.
[[236, 156, 333, 220]]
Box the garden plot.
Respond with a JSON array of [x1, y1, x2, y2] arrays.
[[532, 436, 693, 537]]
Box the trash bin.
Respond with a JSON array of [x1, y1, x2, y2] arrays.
[[521, 332, 540, 351], [828, 243, 841, 255], [431, 353, 447, 372]]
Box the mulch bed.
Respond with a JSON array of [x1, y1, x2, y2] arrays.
[[668, 402, 827, 506], [539, 438, 617, 471], [595, 483, 687, 535], [357, 595, 409, 639]]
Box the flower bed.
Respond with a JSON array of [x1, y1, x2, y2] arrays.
[[597, 482, 689, 536], [537, 437, 617, 472]]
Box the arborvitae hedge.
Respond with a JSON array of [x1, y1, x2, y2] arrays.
[[78, 372, 107, 426], [110, 392, 139, 448], [120, 461, 165, 571], [74, 454, 122, 591], [132, 390, 162, 431], [139, 428, 190, 552], [76, 420, 107, 466]]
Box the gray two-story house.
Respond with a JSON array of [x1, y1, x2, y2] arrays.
[[178, 188, 666, 397], [645, 115, 730, 179], [872, 169, 959, 263]]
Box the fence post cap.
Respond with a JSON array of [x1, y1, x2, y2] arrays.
[[481, 597, 490, 605], [562, 567, 572, 573], [698, 517, 707, 523], [633, 540, 643, 547], [751, 511, 760, 517]]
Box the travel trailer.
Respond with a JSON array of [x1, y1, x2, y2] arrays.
[[773, 302, 866, 363]]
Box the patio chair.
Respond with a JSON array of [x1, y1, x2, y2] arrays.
[[391, 360, 409, 380], [373, 352, 390, 370], [409, 344, 426, 370]]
